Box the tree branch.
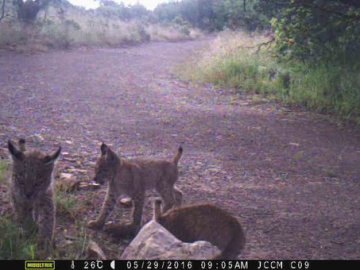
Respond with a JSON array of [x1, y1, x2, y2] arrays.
[[0, 0, 6, 22], [230, 37, 276, 54], [255, 37, 276, 53]]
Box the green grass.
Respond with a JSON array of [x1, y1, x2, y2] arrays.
[[0, 214, 89, 259], [0, 160, 9, 185], [55, 190, 81, 220], [287, 63, 360, 120], [58, 223, 89, 259], [179, 31, 360, 124], [0, 216, 38, 259]]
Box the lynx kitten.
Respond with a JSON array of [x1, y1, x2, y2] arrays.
[[87, 143, 183, 230], [153, 199, 246, 259], [8, 139, 61, 252]]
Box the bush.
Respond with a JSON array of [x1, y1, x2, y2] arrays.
[[179, 31, 360, 123], [0, 22, 28, 47]]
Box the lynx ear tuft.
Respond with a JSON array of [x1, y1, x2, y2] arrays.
[[100, 143, 108, 156], [8, 140, 24, 160], [44, 146, 61, 164]]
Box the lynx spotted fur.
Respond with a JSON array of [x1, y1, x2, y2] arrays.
[[8, 139, 61, 252], [153, 199, 246, 259], [87, 143, 183, 230]]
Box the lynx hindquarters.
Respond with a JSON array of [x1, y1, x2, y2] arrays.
[[8, 139, 61, 253], [87, 143, 183, 230], [153, 199, 246, 260]]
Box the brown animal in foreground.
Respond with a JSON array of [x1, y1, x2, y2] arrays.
[[87, 143, 183, 230], [8, 139, 61, 253], [153, 199, 246, 260]]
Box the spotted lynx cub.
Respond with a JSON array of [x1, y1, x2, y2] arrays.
[[153, 199, 246, 259], [8, 139, 61, 252], [87, 143, 183, 230]]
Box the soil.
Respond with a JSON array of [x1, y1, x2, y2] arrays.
[[0, 38, 359, 259]]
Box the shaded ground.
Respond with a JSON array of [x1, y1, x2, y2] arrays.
[[0, 39, 359, 259]]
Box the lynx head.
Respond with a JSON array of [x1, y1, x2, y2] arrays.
[[8, 139, 61, 199], [93, 143, 119, 185]]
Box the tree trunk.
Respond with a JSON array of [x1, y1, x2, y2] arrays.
[[0, 0, 6, 22], [16, 0, 50, 23]]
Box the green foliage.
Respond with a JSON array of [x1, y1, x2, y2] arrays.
[[287, 63, 360, 119], [264, 0, 360, 62], [0, 216, 37, 259], [56, 190, 81, 220], [154, 0, 269, 31], [0, 160, 8, 184], [181, 32, 360, 123], [0, 0, 196, 49], [97, 0, 150, 21]]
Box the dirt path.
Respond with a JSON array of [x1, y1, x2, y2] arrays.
[[0, 39, 359, 259]]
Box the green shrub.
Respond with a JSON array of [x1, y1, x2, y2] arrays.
[[0, 22, 28, 46], [180, 31, 360, 124]]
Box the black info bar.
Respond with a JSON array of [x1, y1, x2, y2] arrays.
[[1, 260, 359, 270]]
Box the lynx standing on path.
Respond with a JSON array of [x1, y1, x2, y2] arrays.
[[87, 143, 183, 230], [153, 199, 246, 259], [8, 139, 61, 253]]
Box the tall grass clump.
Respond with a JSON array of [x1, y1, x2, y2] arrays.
[[180, 31, 279, 93], [55, 189, 82, 220], [180, 31, 360, 123], [287, 63, 360, 119], [0, 216, 38, 259]]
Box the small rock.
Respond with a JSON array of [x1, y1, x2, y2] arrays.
[[30, 134, 44, 144], [87, 240, 107, 260], [67, 168, 88, 174], [120, 198, 133, 207], [289, 142, 300, 147], [60, 173, 73, 180], [79, 181, 101, 190], [63, 157, 77, 163], [64, 239, 74, 246]]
